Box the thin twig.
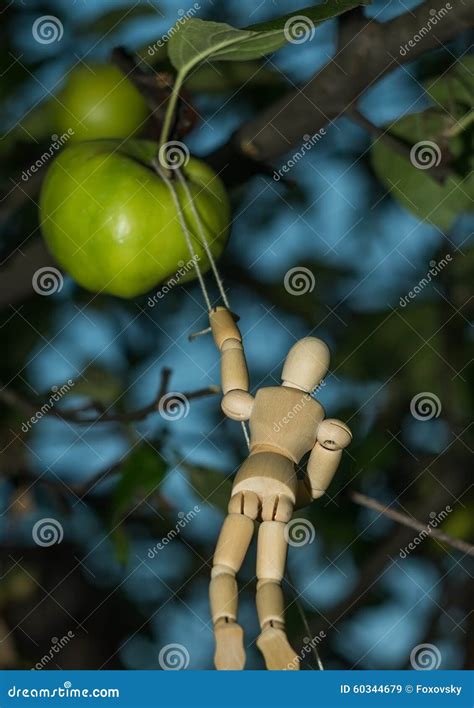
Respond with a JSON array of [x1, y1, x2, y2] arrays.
[[0, 368, 219, 426], [350, 490, 474, 557]]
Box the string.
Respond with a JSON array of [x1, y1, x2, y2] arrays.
[[155, 162, 212, 311], [173, 169, 250, 444], [284, 569, 324, 670], [175, 168, 231, 309], [156, 163, 250, 445], [240, 419, 250, 448]]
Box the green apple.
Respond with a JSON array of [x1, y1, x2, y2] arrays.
[[39, 140, 230, 298], [2, 65, 149, 152], [55, 64, 149, 141]]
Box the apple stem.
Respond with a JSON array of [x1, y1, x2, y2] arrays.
[[159, 70, 185, 149]]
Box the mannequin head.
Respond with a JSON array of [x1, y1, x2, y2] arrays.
[[281, 337, 330, 393]]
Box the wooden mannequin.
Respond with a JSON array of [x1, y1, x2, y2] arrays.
[[208, 307, 351, 671]]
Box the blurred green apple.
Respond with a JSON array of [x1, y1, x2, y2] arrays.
[[55, 64, 150, 141], [39, 140, 230, 298]]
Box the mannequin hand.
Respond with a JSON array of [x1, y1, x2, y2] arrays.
[[209, 307, 242, 350]]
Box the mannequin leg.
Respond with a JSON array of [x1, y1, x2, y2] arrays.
[[210, 490, 259, 670], [256, 495, 299, 670]]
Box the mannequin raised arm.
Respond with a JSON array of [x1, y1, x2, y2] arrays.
[[209, 307, 254, 421]]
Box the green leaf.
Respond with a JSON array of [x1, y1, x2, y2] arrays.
[[247, 0, 369, 32], [440, 508, 474, 543], [111, 526, 130, 566], [112, 442, 167, 520], [185, 463, 232, 513], [168, 2, 367, 73], [371, 110, 473, 229], [425, 57, 474, 113], [168, 19, 284, 72]]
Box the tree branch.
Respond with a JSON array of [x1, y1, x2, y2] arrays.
[[0, 368, 219, 425], [350, 490, 474, 557], [208, 0, 474, 183], [309, 471, 470, 642]]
